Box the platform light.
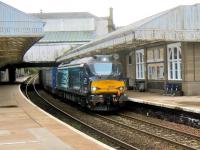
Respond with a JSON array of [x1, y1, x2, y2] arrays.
[[102, 57, 109, 62]]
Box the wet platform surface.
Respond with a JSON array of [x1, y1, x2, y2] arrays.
[[127, 91, 200, 114], [0, 82, 113, 150]]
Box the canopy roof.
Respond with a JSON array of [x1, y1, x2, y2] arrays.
[[31, 12, 97, 19], [57, 4, 200, 62], [40, 31, 94, 43], [0, 1, 44, 68]]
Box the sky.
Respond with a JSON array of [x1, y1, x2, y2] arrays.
[[1, 0, 200, 26]]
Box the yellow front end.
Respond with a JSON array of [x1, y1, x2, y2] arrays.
[[89, 80, 127, 111], [91, 80, 126, 95]]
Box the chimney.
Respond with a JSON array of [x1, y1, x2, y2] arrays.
[[109, 7, 113, 21], [108, 7, 115, 32]]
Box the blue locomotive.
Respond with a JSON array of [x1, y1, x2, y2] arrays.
[[40, 55, 127, 111]]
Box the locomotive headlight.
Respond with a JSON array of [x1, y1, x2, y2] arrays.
[[91, 86, 98, 91], [118, 86, 124, 91]]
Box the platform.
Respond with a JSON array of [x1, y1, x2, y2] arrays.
[[127, 91, 200, 114], [0, 84, 114, 150]]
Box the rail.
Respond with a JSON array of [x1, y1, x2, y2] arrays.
[[25, 75, 139, 150]]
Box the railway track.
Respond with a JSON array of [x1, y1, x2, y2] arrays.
[[118, 113, 200, 148], [25, 75, 139, 150], [95, 113, 200, 150], [24, 75, 200, 150]]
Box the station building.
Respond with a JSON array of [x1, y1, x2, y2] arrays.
[[59, 4, 200, 96], [24, 9, 114, 62], [125, 5, 200, 96]]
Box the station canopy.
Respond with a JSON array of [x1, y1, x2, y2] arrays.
[[0, 1, 44, 68], [57, 4, 200, 62]]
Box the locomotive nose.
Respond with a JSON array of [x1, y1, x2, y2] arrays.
[[91, 80, 125, 94]]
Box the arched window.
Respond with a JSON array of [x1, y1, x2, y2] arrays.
[[167, 43, 182, 80], [136, 49, 145, 79]]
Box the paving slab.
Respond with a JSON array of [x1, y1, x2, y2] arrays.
[[0, 85, 18, 107], [0, 84, 114, 150]]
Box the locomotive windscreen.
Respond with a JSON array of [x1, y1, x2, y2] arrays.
[[88, 63, 122, 76]]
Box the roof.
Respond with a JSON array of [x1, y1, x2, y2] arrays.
[[31, 12, 97, 19], [0, 1, 42, 22], [39, 31, 95, 43], [0, 1, 44, 36], [57, 4, 200, 62], [0, 1, 44, 68]]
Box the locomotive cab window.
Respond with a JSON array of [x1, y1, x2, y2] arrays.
[[88, 63, 122, 76]]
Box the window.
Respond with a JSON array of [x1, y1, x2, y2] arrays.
[[128, 54, 132, 65], [88, 63, 122, 76], [147, 47, 164, 80], [167, 43, 182, 80], [93, 63, 112, 75], [147, 47, 164, 62], [136, 49, 145, 79], [148, 63, 164, 80]]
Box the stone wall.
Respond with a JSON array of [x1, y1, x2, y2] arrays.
[[182, 42, 200, 95]]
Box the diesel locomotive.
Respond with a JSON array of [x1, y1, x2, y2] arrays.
[[40, 55, 127, 111]]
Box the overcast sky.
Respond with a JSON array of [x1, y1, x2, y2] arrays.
[[1, 0, 200, 26]]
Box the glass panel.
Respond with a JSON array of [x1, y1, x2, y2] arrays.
[[170, 62, 173, 70], [147, 49, 153, 62], [175, 70, 178, 79], [160, 48, 164, 60], [152, 66, 155, 79], [129, 55, 132, 64], [112, 64, 122, 75], [179, 50, 182, 59], [175, 63, 178, 70], [169, 49, 172, 60], [147, 63, 164, 80], [148, 66, 152, 79], [141, 65, 143, 78], [159, 65, 164, 80], [156, 66, 159, 79], [174, 47, 177, 59], [92, 63, 112, 75], [140, 53, 143, 63], [136, 53, 139, 63], [179, 62, 182, 79], [137, 64, 140, 78], [157, 49, 160, 59], [154, 49, 159, 60], [170, 71, 173, 79], [139, 64, 141, 78], [142, 53, 144, 62], [167, 43, 182, 80]]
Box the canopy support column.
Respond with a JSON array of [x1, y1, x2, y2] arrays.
[[8, 67, 16, 83]]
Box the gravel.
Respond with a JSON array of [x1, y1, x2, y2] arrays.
[[35, 89, 196, 150], [121, 111, 200, 137]]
